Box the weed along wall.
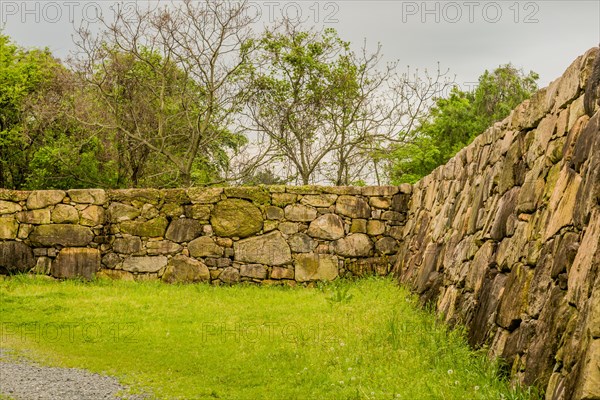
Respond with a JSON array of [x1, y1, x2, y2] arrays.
[[0, 185, 410, 284], [394, 47, 600, 399]]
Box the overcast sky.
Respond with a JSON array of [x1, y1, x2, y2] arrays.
[[1, 0, 599, 88]]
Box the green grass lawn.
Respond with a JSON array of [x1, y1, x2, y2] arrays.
[[0, 276, 540, 400]]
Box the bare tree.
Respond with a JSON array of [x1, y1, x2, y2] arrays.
[[70, 0, 261, 186], [246, 21, 453, 185]]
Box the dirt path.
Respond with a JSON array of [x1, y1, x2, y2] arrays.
[[0, 349, 148, 400]]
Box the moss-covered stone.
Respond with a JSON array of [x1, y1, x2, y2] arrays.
[[0, 189, 29, 202], [0, 241, 34, 273], [29, 224, 94, 247], [0, 200, 21, 214], [67, 189, 107, 205], [188, 236, 223, 258], [271, 193, 297, 207], [285, 186, 324, 195], [335, 196, 370, 219], [234, 231, 291, 265], [120, 217, 169, 238], [0, 216, 18, 239], [210, 199, 263, 238], [27, 190, 65, 209], [224, 186, 271, 204], [107, 202, 140, 223], [52, 204, 79, 224], [16, 209, 51, 225], [187, 187, 223, 204], [294, 253, 338, 282], [51, 248, 100, 280]]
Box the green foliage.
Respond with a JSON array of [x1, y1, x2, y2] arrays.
[[240, 168, 287, 185], [0, 34, 62, 188], [24, 134, 120, 189], [390, 65, 539, 184], [325, 280, 354, 304], [248, 26, 367, 184], [0, 31, 250, 189]]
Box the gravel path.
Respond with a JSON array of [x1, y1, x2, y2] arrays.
[[0, 349, 149, 400]]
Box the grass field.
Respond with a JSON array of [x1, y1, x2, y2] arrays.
[[0, 276, 541, 399]]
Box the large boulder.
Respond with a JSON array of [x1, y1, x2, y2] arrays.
[[113, 236, 143, 254], [294, 254, 339, 282], [0, 200, 21, 214], [0, 216, 18, 239], [333, 234, 373, 257], [240, 264, 268, 279], [188, 236, 223, 258], [26, 190, 65, 209], [284, 204, 317, 222], [335, 196, 371, 219], [234, 231, 291, 265], [0, 241, 35, 273], [307, 214, 345, 240], [165, 218, 203, 243], [187, 187, 223, 204], [51, 204, 79, 224], [162, 255, 210, 283], [219, 267, 240, 284], [544, 167, 582, 241], [288, 233, 316, 253], [223, 186, 271, 204], [107, 202, 140, 222], [210, 199, 263, 238], [79, 205, 105, 226], [67, 189, 106, 205], [185, 205, 211, 220], [300, 194, 338, 207], [29, 225, 94, 247], [51, 248, 100, 280], [16, 209, 51, 225]]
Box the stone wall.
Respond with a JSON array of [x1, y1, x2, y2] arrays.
[[394, 47, 600, 399], [0, 185, 411, 285]]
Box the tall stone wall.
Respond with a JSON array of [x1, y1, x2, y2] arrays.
[[0, 185, 410, 285], [394, 47, 600, 399]]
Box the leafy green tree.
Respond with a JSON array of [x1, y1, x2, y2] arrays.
[[0, 34, 59, 188], [389, 64, 538, 184]]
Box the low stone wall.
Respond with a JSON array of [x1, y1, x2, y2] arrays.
[[394, 47, 600, 399], [0, 185, 410, 285]]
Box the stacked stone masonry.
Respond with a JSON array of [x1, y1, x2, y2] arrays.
[[0, 185, 411, 285], [394, 47, 600, 399]]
